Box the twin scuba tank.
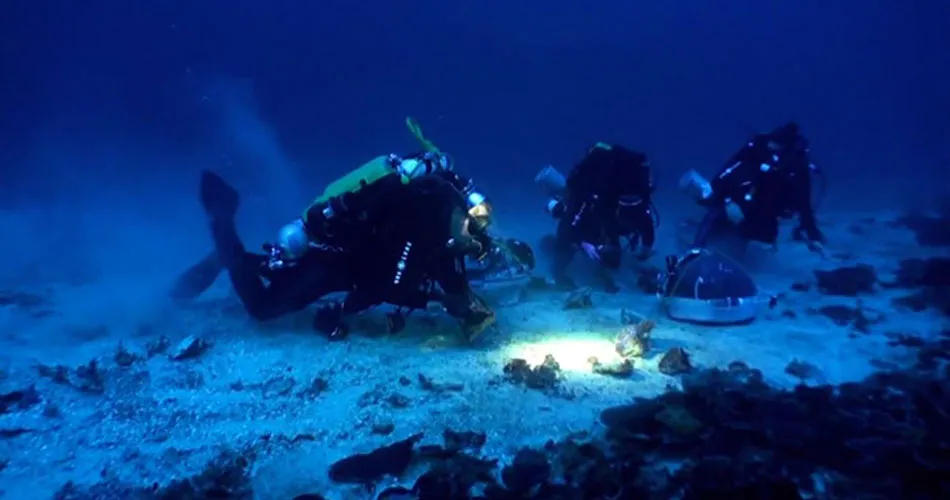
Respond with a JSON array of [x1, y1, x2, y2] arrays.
[[278, 152, 452, 261]]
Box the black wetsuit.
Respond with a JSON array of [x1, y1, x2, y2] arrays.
[[167, 171, 359, 321], [694, 122, 824, 248], [177, 169, 493, 336], [550, 144, 656, 286], [303, 171, 493, 335]]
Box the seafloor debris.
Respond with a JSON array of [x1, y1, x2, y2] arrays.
[[501, 448, 551, 494], [113, 341, 143, 367], [417, 372, 464, 393], [812, 300, 883, 333], [52, 448, 255, 499], [371, 422, 395, 435], [883, 257, 950, 317], [0, 289, 54, 317], [588, 356, 634, 377], [813, 264, 877, 296], [297, 376, 329, 399], [562, 287, 593, 310], [170, 335, 211, 360], [615, 319, 655, 359], [328, 433, 423, 484], [37, 359, 105, 394], [503, 356, 560, 390], [443, 429, 486, 452], [658, 347, 692, 375], [620, 307, 644, 325], [784, 359, 825, 382], [61, 338, 950, 499], [895, 214, 950, 247], [725, 360, 765, 384], [146, 335, 171, 357], [260, 376, 295, 399], [0, 385, 40, 414]]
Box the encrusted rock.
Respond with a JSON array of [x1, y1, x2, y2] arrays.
[[503, 356, 560, 390], [588, 356, 634, 377], [261, 376, 295, 399], [371, 422, 395, 435], [658, 347, 692, 375], [620, 308, 645, 326], [615, 319, 655, 359], [170, 335, 211, 361], [113, 342, 141, 367], [0, 386, 41, 414], [784, 359, 823, 381], [418, 373, 464, 393], [146, 335, 171, 357], [563, 287, 593, 310], [814, 264, 877, 296], [297, 377, 329, 399]]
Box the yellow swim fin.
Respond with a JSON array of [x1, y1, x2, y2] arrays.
[[406, 116, 441, 153]]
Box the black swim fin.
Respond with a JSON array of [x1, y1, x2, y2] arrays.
[[168, 251, 223, 302], [199, 170, 240, 221]]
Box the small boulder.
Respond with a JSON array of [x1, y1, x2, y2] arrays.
[[658, 347, 692, 375], [170, 335, 211, 361], [814, 264, 876, 297]]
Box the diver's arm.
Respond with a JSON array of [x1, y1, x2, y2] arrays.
[[638, 214, 656, 249], [447, 207, 489, 259], [795, 189, 824, 243], [797, 154, 825, 243]]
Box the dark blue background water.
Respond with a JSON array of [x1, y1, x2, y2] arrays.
[[1, 0, 948, 286]]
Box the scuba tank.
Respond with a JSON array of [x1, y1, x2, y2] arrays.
[[307, 117, 449, 207], [310, 155, 400, 206]]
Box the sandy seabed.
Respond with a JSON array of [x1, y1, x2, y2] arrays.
[[0, 209, 946, 499]]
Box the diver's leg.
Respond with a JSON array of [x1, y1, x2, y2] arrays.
[[738, 214, 780, 248], [436, 257, 495, 342], [313, 289, 382, 338], [693, 205, 727, 248], [200, 171, 300, 321], [208, 219, 287, 320], [551, 219, 578, 288]]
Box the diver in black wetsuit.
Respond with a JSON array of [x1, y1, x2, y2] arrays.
[[177, 161, 499, 341], [681, 121, 825, 251], [535, 143, 658, 292], [304, 168, 498, 341], [171, 171, 357, 321]]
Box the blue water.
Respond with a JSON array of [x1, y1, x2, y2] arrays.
[[1, 1, 949, 498]]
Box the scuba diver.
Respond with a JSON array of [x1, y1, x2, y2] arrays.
[[171, 170, 358, 322], [304, 164, 498, 341], [534, 142, 658, 292], [679, 121, 825, 252], [171, 118, 515, 342]]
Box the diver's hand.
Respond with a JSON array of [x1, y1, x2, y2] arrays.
[[447, 237, 484, 258], [581, 242, 601, 261], [724, 201, 745, 224]]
